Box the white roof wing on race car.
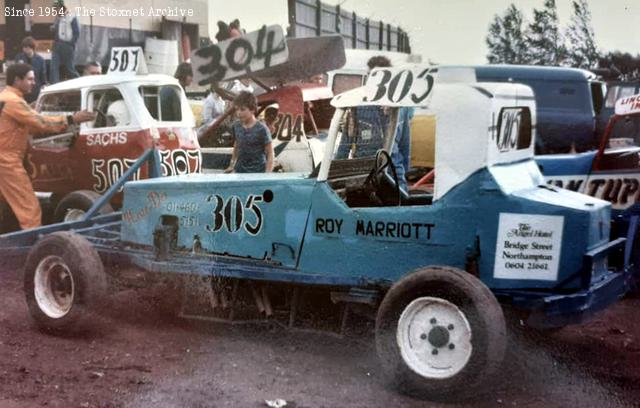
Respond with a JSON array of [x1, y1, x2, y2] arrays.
[[432, 82, 538, 200], [615, 93, 640, 116], [192, 25, 289, 86], [331, 66, 437, 108]]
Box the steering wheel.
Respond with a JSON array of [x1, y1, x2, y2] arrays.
[[365, 150, 401, 206]]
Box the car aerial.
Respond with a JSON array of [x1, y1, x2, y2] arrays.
[[4, 67, 630, 401], [537, 92, 640, 285], [21, 49, 201, 227]]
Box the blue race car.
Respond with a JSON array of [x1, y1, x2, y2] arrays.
[[13, 68, 630, 400]]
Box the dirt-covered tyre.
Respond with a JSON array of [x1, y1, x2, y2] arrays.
[[23, 231, 107, 334], [53, 190, 114, 223], [375, 266, 506, 401]]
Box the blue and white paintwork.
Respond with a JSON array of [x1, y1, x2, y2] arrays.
[[119, 74, 629, 328], [536, 94, 640, 285]]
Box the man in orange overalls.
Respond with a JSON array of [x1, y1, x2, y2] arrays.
[[0, 63, 94, 229]]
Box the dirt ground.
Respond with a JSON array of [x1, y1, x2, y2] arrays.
[[1, 266, 639, 408]]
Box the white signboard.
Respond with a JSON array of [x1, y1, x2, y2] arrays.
[[108, 47, 148, 75], [192, 25, 288, 86], [615, 93, 640, 116], [493, 213, 564, 281], [361, 67, 436, 107]]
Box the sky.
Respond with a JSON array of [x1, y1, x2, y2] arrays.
[[209, 0, 640, 64]]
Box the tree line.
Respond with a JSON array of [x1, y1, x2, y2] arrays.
[[486, 0, 639, 80]]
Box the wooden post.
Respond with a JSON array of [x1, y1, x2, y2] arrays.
[[387, 23, 391, 51], [316, 0, 322, 36], [287, 0, 297, 37], [365, 19, 370, 49], [351, 12, 357, 49]]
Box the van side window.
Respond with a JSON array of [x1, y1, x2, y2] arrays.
[[140, 86, 183, 122], [605, 85, 637, 108], [38, 92, 81, 116], [332, 74, 364, 95], [591, 83, 604, 115], [88, 88, 130, 128], [532, 80, 590, 111]]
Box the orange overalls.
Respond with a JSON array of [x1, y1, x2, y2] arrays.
[[0, 86, 68, 229]]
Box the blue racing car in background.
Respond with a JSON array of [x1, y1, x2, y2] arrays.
[[537, 93, 640, 285]]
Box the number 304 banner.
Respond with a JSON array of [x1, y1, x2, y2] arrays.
[[192, 25, 289, 86]]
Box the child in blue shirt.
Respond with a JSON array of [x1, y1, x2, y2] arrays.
[[225, 92, 274, 173]]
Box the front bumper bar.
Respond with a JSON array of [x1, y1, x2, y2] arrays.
[[495, 238, 630, 329]]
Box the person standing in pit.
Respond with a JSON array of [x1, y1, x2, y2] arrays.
[[14, 37, 47, 103], [50, 0, 80, 83], [225, 92, 274, 173], [0, 63, 94, 229]]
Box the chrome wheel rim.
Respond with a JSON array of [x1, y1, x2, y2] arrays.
[[64, 208, 86, 222]]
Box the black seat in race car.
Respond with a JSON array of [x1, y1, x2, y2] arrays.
[[379, 171, 433, 206]]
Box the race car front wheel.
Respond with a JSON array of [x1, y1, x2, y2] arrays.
[[24, 232, 107, 334], [53, 190, 114, 223], [375, 266, 506, 401]]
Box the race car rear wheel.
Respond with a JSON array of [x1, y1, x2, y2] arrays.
[[53, 190, 114, 223], [24, 232, 107, 333], [375, 266, 506, 401]]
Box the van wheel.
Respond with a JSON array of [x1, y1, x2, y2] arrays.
[[376, 266, 506, 401], [24, 232, 107, 334], [53, 190, 114, 223]]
